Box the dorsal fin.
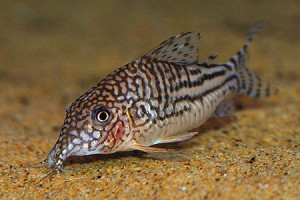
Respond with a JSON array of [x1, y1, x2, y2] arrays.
[[141, 32, 200, 64]]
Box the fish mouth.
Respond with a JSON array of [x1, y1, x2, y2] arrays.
[[28, 145, 70, 182], [33, 138, 68, 170], [27, 144, 60, 169], [46, 147, 58, 168]]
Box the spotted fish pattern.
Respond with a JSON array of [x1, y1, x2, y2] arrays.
[[30, 21, 277, 178]]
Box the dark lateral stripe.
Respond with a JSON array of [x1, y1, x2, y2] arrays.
[[197, 74, 239, 101], [189, 70, 227, 88], [132, 75, 239, 125], [172, 74, 239, 106], [188, 67, 202, 75], [154, 75, 239, 121], [197, 63, 233, 71]]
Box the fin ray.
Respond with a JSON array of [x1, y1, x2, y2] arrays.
[[133, 143, 170, 152], [133, 143, 189, 161], [227, 21, 278, 98], [159, 131, 198, 144], [141, 32, 200, 64]]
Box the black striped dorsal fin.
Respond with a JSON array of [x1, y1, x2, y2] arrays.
[[142, 32, 200, 64]]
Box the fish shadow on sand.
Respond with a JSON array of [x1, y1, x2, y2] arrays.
[[64, 96, 276, 167]]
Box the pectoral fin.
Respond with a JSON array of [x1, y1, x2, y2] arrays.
[[133, 143, 170, 152], [133, 143, 189, 161], [159, 131, 198, 144]]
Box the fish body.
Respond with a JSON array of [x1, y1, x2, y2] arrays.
[[30, 21, 277, 175]]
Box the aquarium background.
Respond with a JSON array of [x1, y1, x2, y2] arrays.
[[0, 1, 299, 199]]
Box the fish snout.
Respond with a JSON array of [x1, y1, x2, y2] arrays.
[[45, 143, 67, 169]]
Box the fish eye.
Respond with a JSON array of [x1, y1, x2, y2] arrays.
[[93, 107, 110, 124]]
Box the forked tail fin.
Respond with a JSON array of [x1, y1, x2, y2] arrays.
[[226, 21, 278, 98]]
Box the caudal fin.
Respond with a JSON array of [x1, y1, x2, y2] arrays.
[[226, 21, 278, 98]]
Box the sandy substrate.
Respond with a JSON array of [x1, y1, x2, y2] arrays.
[[0, 1, 299, 199]]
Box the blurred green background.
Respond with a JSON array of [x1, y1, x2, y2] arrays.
[[1, 0, 298, 89]]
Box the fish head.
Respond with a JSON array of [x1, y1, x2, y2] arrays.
[[45, 84, 132, 170]]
